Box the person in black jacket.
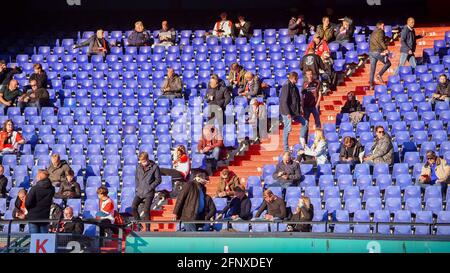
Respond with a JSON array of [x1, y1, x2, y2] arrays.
[[334, 17, 355, 46], [301, 48, 326, 81], [206, 76, 231, 112], [198, 182, 217, 231], [54, 169, 81, 200], [254, 189, 287, 220], [173, 173, 209, 231], [24, 63, 48, 92], [0, 165, 8, 198], [340, 91, 364, 126], [18, 79, 50, 113], [25, 170, 55, 233], [73, 29, 111, 61], [280, 72, 308, 151], [394, 17, 423, 75], [288, 197, 314, 232], [233, 15, 252, 38], [369, 21, 391, 90], [131, 152, 161, 230], [218, 184, 252, 221], [339, 136, 364, 166], [0, 60, 22, 88], [59, 207, 84, 234], [431, 74, 450, 107]]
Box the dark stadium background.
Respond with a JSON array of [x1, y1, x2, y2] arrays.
[[4, 0, 450, 35]]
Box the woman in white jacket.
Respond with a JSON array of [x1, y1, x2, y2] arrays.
[[297, 128, 329, 165]]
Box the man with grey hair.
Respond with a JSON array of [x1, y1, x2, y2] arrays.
[[160, 67, 183, 100], [238, 71, 262, 100], [73, 28, 111, 61]]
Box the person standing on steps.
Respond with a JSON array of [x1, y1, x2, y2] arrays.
[[369, 21, 391, 90], [394, 17, 424, 76], [280, 72, 308, 152]]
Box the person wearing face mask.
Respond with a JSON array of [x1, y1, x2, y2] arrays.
[[233, 15, 252, 38], [155, 20, 176, 47], [73, 28, 111, 61], [127, 21, 152, 47], [131, 152, 161, 230]]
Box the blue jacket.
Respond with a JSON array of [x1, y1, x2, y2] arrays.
[[400, 25, 417, 53]]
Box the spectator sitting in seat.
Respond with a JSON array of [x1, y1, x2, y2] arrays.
[[73, 29, 111, 61], [173, 173, 212, 231], [307, 33, 330, 58], [18, 79, 50, 113], [206, 76, 231, 111], [287, 196, 314, 232], [339, 136, 364, 166], [320, 51, 336, 93], [25, 169, 55, 233], [212, 12, 233, 38], [238, 72, 262, 100], [272, 151, 301, 199], [160, 145, 190, 182], [59, 206, 84, 234], [288, 14, 310, 37], [301, 48, 326, 81], [0, 119, 25, 155], [0, 60, 22, 89], [217, 184, 252, 221], [340, 91, 364, 126], [254, 189, 287, 221], [334, 17, 355, 45], [47, 153, 71, 187], [0, 165, 7, 198], [297, 128, 328, 165], [96, 186, 121, 237], [155, 20, 176, 47], [132, 152, 161, 231], [13, 188, 28, 220], [160, 68, 183, 100], [363, 125, 394, 166], [419, 151, 450, 193], [199, 180, 217, 231], [216, 168, 241, 199], [54, 169, 81, 199], [0, 79, 22, 115], [302, 69, 322, 129], [127, 21, 152, 47], [198, 124, 224, 173], [431, 74, 450, 107], [227, 63, 246, 92], [316, 16, 335, 42], [28, 63, 48, 90], [233, 15, 252, 38]]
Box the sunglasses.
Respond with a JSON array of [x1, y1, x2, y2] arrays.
[[376, 130, 384, 133], [427, 157, 436, 160]]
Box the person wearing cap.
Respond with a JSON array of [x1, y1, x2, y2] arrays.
[[216, 168, 241, 199], [419, 151, 450, 192], [254, 189, 287, 220], [218, 184, 252, 221], [307, 33, 330, 58], [212, 12, 233, 37], [334, 17, 354, 45]]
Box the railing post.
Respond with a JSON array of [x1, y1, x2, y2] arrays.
[[117, 227, 123, 253], [6, 220, 12, 253]]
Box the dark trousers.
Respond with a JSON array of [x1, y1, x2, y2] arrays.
[[160, 168, 185, 181], [131, 192, 155, 221], [298, 155, 317, 166], [369, 51, 391, 85], [303, 106, 321, 128]]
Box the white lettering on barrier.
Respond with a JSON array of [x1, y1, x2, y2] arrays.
[[67, 0, 81, 6], [67, 241, 84, 253]]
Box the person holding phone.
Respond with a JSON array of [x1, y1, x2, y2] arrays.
[[287, 197, 314, 232], [419, 151, 450, 193]]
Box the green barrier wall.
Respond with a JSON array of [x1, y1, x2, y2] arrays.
[[126, 236, 450, 253]]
